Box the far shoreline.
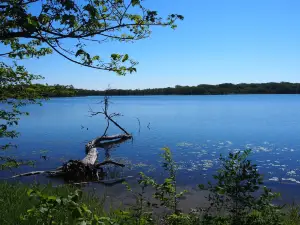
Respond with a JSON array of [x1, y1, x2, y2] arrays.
[[48, 93, 300, 98]]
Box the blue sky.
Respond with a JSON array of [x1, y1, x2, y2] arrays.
[[8, 0, 300, 89]]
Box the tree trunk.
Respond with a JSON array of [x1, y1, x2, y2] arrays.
[[81, 148, 98, 165]]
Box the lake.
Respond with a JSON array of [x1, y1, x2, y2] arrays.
[[1, 94, 300, 205]]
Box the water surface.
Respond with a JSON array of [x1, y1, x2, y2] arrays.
[[1, 95, 300, 204]]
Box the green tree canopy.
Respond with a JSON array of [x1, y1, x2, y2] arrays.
[[1, 0, 183, 74]]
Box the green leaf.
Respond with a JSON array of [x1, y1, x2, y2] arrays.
[[132, 0, 140, 6], [72, 207, 83, 218], [92, 56, 100, 61], [111, 53, 119, 60], [75, 49, 85, 57], [122, 54, 129, 62], [27, 189, 35, 196], [56, 198, 61, 204], [48, 196, 57, 201], [198, 184, 205, 190], [216, 186, 225, 195]]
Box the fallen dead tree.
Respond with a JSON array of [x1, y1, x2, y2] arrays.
[[12, 135, 131, 182], [12, 94, 133, 185]]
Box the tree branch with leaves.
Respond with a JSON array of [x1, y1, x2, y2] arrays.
[[0, 0, 183, 74]]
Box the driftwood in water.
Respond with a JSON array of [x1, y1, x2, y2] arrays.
[[60, 134, 130, 182], [12, 94, 133, 184], [85, 134, 132, 151], [12, 134, 130, 183], [82, 148, 98, 165], [97, 137, 131, 149]]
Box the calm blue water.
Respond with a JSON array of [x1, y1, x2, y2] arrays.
[[1, 95, 300, 202]]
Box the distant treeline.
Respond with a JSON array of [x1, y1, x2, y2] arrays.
[[33, 82, 300, 97]]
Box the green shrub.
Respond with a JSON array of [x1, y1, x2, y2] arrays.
[[138, 147, 187, 216], [199, 150, 283, 225], [0, 182, 107, 225]]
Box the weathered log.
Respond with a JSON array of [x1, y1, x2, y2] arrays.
[[81, 148, 98, 165], [97, 134, 132, 142], [85, 134, 132, 151], [96, 137, 130, 149], [12, 119, 131, 181]]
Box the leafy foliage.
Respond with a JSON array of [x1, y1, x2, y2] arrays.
[[22, 188, 115, 225], [0, 182, 106, 225], [138, 147, 188, 223], [0, 62, 46, 169], [0, 63, 44, 147], [121, 179, 154, 225], [0, 0, 183, 75], [199, 150, 282, 225]]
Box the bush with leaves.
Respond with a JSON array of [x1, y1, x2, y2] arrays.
[[22, 188, 116, 225], [199, 149, 282, 225], [119, 180, 154, 225], [138, 147, 188, 224]]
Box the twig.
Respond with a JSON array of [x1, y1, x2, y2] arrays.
[[89, 91, 131, 135], [135, 117, 141, 133], [107, 116, 130, 135], [102, 119, 110, 137]]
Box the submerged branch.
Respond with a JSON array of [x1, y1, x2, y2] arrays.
[[12, 170, 63, 178], [106, 116, 130, 135], [96, 160, 125, 168]]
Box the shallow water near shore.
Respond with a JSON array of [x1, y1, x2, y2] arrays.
[[1, 95, 300, 206]]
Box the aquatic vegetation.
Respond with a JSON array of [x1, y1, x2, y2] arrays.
[[176, 142, 194, 148], [269, 177, 279, 182], [287, 170, 297, 176], [201, 159, 214, 169], [133, 162, 148, 168], [39, 149, 49, 154], [282, 178, 300, 184], [150, 140, 300, 187]]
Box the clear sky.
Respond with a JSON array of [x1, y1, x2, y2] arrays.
[[11, 0, 300, 89]]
